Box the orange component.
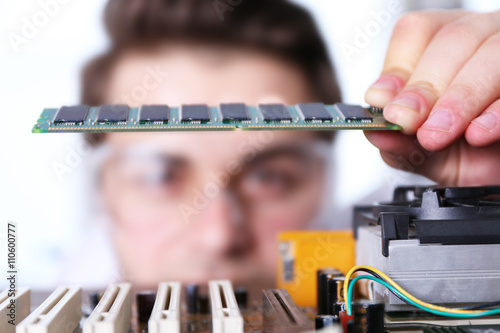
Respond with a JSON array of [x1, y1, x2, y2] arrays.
[[276, 231, 355, 307]]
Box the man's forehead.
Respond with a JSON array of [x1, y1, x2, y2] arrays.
[[105, 43, 314, 107]]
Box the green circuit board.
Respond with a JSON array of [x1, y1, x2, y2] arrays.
[[32, 103, 401, 133]]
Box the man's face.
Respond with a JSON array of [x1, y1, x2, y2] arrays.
[[100, 43, 330, 287]]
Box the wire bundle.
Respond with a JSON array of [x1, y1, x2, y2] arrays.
[[343, 265, 500, 318]]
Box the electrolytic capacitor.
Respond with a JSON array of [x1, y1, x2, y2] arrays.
[[186, 284, 199, 314], [327, 276, 346, 315], [136, 291, 156, 323], [317, 268, 343, 314], [234, 287, 248, 309], [352, 299, 385, 333], [198, 294, 210, 314], [89, 291, 101, 310]]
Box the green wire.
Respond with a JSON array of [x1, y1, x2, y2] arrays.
[[347, 275, 500, 318]]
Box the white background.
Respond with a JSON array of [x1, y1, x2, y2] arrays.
[[1, 0, 499, 288]]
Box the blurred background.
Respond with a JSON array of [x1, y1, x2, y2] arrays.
[[1, 0, 499, 290]]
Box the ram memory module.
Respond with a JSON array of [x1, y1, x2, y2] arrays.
[[32, 103, 400, 133]]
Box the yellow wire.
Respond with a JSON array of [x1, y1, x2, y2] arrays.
[[343, 265, 483, 314]]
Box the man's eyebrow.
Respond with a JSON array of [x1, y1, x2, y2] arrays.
[[119, 148, 190, 166], [244, 145, 312, 165], [158, 155, 189, 166]]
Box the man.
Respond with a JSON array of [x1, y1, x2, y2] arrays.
[[81, 0, 340, 288], [81, 0, 500, 288]]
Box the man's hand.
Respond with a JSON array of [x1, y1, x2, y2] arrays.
[[364, 10, 500, 186]]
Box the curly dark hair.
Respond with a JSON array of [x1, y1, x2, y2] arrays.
[[81, 0, 341, 145]]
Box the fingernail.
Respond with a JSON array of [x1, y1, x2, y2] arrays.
[[472, 112, 498, 132], [388, 94, 421, 113], [423, 108, 453, 132], [369, 77, 399, 91]]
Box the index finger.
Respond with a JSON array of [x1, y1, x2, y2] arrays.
[[365, 10, 467, 108]]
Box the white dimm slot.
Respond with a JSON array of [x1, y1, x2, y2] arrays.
[[83, 283, 131, 333], [16, 286, 81, 333], [0, 287, 30, 333], [148, 282, 181, 333], [209, 280, 243, 333]]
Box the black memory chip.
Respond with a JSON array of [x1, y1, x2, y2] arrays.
[[139, 105, 170, 123], [259, 104, 292, 121], [97, 105, 129, 123], [220, 103, 250, 121], [53, 105, 89, 123], [297, 103, 333, 121], [335, 103, 374, 121], [181, 105, 211, 122]]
